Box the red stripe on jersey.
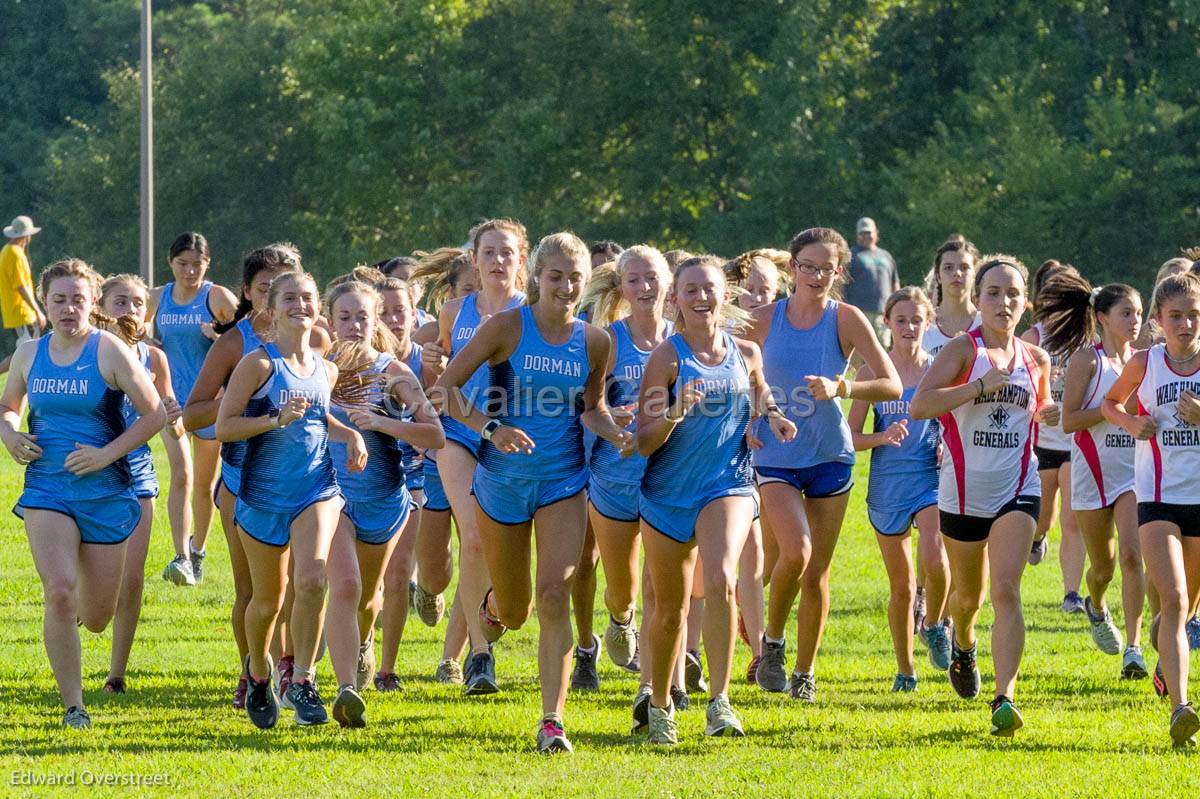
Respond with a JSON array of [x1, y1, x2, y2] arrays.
[[1137, 397, 1163, 502], [1074, 429, 1108, 508]]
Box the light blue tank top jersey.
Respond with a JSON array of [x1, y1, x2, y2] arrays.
[[752, 299, 855, 469], [590, 318, 674, 486], [219, 318, 265, 487], [25, 330, 132, 498], [329, 352, 408, 502], [397, 342, 423, 474], [443, 292, 526, 452], [122, 341, 155, 483], [155, 281, 215, 405], [478, 305, 589, 480], [238, 343, 337, 513], [866, 385, 940, 509], [641, 332, 754, 503]]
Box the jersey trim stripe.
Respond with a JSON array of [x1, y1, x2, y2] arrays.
[[1074, 429, 1107, 507], [1137, 396, 1163, 502]]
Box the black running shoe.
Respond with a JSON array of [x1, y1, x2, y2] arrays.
[[948, 640, 981, 699], [684, 649, 707, 694], [463, 650, 499, 696], [670, 685, 690, 711], [570, 634, 601, 691], [245, 669, 279, 729], [286, 680, 329, 726]]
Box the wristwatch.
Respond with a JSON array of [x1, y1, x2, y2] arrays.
[[267, 407, 281, 429], [481, 419, 501, 441]]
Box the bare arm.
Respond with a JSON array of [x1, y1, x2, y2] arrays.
[[1101, 350, 1156, 439], [148, 346, 184, 439], [432, 309, 520, 434], [0, 341, 38, 462], [911, 336, 987, 420], [580, 325, 633, 452], [831, 304, 901, 401], [346, 360, 446, 450], [215, 351, 280, 442], [1060, 347, 1102, 434], [183, 327, 245, 432]]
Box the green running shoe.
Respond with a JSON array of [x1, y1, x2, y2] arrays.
[[990, 695, 1023, 737]]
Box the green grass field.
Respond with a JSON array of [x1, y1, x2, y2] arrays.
[[1, 440, 1197, 798]]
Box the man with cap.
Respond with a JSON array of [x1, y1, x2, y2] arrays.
[[845, 217, 899, 346], [0, 215, 48, 356]]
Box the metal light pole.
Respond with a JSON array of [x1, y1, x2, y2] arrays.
[[139, 0, 154, 287]]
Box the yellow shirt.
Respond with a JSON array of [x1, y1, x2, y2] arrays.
[[0, 242, 36, 327]]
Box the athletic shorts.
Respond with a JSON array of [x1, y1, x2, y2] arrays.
[[343, 490, 414, 545], [588, 475, 640, 524], [939, 494, 1041, 543], [129, 454, 159, 499], [1137, 502, 1200, 536], [472, 466, 588, 526], [756, 461, 854, 499], [14, 487, 142, 545], [219, 462, 242, 504], [441, 417, 481, 455], [1034, 446, 1070, 472], [404, 459, 426, 493], [234, 491, 344, 548], [640, 489, 757, 544], [192, 423, 217, 442], [422, 458, 450, 513], [869, 491, 938, 537]]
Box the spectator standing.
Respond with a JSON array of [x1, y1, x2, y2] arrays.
[[846, 217, 899, 346], [0, 215, 47, 354]]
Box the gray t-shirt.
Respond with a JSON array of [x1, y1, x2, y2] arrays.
[[845, 245, 897, 314]]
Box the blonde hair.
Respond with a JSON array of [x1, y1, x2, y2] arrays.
[[884, 286, 935, 322], [663, 249, 694, 272], [1152, 273, 1200, 317], [410, 247, 476, 311], [38, 258, 136, 340], [526, 231, 590, 305], [470, 218, 529, 259], [672, 255, 752, 333], [327, 265, 387, 292], [580, 245, 670, 328], [723, 249, 792, 299], [99, 273, 150, 346], [325, 279, 402, 356]]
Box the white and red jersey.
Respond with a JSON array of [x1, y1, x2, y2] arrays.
[[1134, 344, 1200, 505], [939, 330, 1042, 516], [922, 312, 981, 358], [1030, 322, 1071, 451], [1071, 344, 1135, 510]]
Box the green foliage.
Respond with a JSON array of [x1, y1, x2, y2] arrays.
[[4, 0, 1198, 288]]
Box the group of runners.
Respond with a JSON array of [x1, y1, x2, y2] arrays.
[[4, 221, 1199, 750]]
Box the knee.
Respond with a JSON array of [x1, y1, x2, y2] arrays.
[[122, 571, 146, 599], [1089, 560, 1115, 586], [43, 579, 78, 623], [496, 595, 533, 631], [953, 586, 985, 614], [655, 606, 688, 637], [171, 470, 191, 492], [990, 578, 1021, 609], [1118, 548, 1142, 576], [1158, 588, 1188, 617], [703, 569, 737, 608], [330, 572, 362, 606], [890, 576, 915, 607], [800, 563, 830, 594], [536, 581, 571, 620], [292, 568, 328, 601], [777, 541, 811, 571]]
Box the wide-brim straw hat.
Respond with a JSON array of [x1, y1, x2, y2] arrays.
[[4, 216, 41, 239]]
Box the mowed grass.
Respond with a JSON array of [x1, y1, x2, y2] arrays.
[[1, 436, 1197, 797]]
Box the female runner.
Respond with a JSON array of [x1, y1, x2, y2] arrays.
[[1, 258, 166, 727]]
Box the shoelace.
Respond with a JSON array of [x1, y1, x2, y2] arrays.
[[293, 681, 321, 705]]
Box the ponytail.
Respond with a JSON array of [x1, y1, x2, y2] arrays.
[[580, 264, 623, 327], [410, 247, 476, 312], [214, 242, 302, 335]]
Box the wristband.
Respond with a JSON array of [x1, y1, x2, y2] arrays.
[[836, 377, 851, 399], [975, 378, 985, 398]]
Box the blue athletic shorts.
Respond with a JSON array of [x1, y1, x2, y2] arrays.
[[235, 491, 344, 548], [15, 487, 142, 545], [220, 462, 243, 500], [755, 461, 854, 499], [472, 466, 588, 526], [129, 453, 159, 499], [640, 489, 757, 544], [193, 424, 217, 441], [441, 417, 481, 455], [343, 490, 414, 546], [588, 475, 639, 524], [868, 491, 938, 536], [422, 458, 450, 513], [404, 459, 426, 493]]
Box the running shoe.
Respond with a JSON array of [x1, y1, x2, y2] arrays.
[[631, 684, 651, 733], [737, 608, 750, 647], [1170, 703, 1200, 747], [332, 684, 366, 729], [245, 658, 279, 730], [684, 648, 707, 694], [990, 695, 1023, 737], [374, 671, 402, 692], [670, 685, 690, 711], [1187, 616, 1200, 650], [948, 640, 981, 700], [1061, 591, 1086, 614], [1153, 659, 1168, 698], [189, 539, 205, 583], [478, 590, 507, 644], [756, 637, 788, 693], [704, 694, 745, 737], [411, 581, 445, 627], [463, 650, 499, 696], [570, 634, 601, 691], [161, 555, 195, 587], [623, 631, 641, 673], [1028, 536, 1048, 565], [435, 659, 464, 685], [1084, 597, 1122, 655], [233, 676, 248, 709], [276, 655, 295, 709], [286, 680, 329, 726], [604, 612, 638, 668], [920, 617, 953, 671], [789, 672, 817, 702], [912, 586, 927, 634], [648, 702, 678, 745], [1121, 646, 1148, 680], [746, 655, 761, 684], [63, 706, 91, 730], [356, 634, 376, 692], [103, 677, 126, 695], [536, 717, 573, 754], [891, 673, 918, 693]]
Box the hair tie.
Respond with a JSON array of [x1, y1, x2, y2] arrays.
[[1089, 286, 1101, 306]]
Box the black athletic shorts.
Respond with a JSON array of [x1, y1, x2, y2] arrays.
[[940, 495, 1042, 543], [1137, 502, 1200, 536], [1034, 446, 1070, 472]]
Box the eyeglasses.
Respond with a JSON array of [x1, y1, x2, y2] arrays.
[[795, 263, 839, 277]]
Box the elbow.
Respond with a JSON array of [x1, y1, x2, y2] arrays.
[[636, 430, 656, 458], [214, 419, 234, 443], [882, 376, 903, 401], [1061, 414, 1083, 434], [429, 427, 446, 450]]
